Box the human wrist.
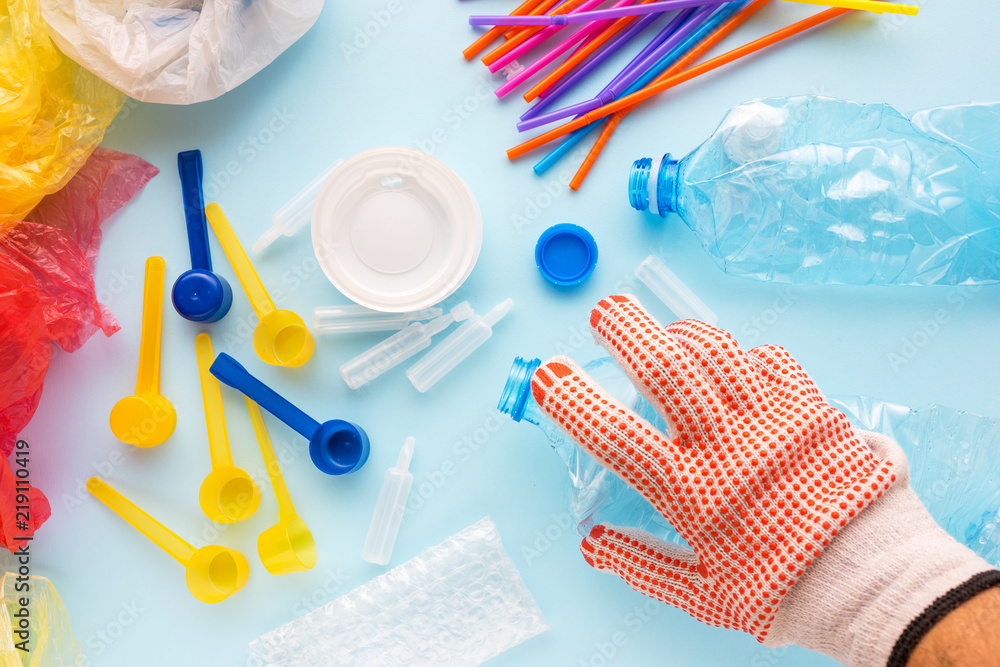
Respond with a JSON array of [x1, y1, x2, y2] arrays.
[[765, 432, 998, 667]]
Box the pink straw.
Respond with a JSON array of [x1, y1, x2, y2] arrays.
[[487, 0, 610, 73], [494, 0, 640, 97]]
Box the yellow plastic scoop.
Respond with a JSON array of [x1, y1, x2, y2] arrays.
[[110, 256, 176, 447], [87, 478, 249, 603], [246, 398, 317, 575], [205, 203, 315, 367], [196, 333, 260, 523]]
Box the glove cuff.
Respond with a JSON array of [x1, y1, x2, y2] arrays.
[[765, 432, 998, 667]]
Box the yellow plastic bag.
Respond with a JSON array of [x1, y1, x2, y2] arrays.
[[0, 573, 84, 666], [0, 0, 124, 224]]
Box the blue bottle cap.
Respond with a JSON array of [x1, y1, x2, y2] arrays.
[[535, 223, 598, 286]]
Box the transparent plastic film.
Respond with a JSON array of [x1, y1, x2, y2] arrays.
[[250, 517, 548, 666], [0, 573, 83, 666]]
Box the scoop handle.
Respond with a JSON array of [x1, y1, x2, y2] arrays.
[[210, 353, 321, 441], [195, 333, 234, 470], [178, 151, 212, 271], [205, 203, 276, 317], [135, 256, 166, 396], [245, 398, 296, 520], [87, 478, 196, 565]]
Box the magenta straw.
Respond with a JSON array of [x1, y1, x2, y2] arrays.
[[518, 4, 713, 131], [470, 0, 730, 26], [488, 0, 610, 73], [495, 0, 640, 98], [520, 6, 666, 122]]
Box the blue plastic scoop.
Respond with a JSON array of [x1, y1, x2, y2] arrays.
[[210, 353, 370, 475], [172, 150, 233, 323]]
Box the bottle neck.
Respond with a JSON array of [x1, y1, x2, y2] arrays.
[[498, 357, 542, 425], [628, 154, 680, 218]]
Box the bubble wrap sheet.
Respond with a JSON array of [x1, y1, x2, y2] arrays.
[[250, 517, 548, 666]]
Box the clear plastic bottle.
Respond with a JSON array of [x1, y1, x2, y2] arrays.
[[628, 96, 1000, 286], [498, 356, 686, 546], [500, 354, 1000, 566]]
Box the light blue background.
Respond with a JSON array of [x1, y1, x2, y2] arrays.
[[18, 1, 1000, 665]]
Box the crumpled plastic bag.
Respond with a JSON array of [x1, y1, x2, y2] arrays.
[[0, 0, 125, 224], [41, 0, 325, 105], [0, 147, 157, 551], [0, 572, 84, 666]]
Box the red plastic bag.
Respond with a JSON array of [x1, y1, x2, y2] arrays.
[[0, 148, 157, 550]]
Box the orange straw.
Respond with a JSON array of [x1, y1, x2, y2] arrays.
[[482, 0, 591, 66], [524, 0, 660, 102], [464, 0, 547, 60], [507, 7, 850, 160], [570, 0, 770, 188]]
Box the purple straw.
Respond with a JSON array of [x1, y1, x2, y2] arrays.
[[470, 0, 729, 26], [520, 7, 667, 122], [518, 3, 716, 131], [602, 7, 697, 96]]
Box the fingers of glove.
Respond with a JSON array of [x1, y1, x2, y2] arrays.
[[856, 430, 906, 486], [532, 356, 681, 517], [662, 319, 771, 415], [747, 344, 825, 406], [588, 295, 729, 447], [581, 524, 726, 626]]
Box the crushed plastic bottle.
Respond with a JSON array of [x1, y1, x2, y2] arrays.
[[500, 354, 1000, 566], [629, 96, 1000, 286]]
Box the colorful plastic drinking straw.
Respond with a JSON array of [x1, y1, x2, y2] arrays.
[[569, 0, 769, 188], [482, 0, 590, 66], [520, 4, 716, 131], [463, 0, 545, 60], [531, 2, 748, 175], [534, 0, 751, 176], [522, 0, 660, 104], [520, 5, 665, 120], [470, 0, 914, 25], [495, 0, 641, 98], [489, 0, 611, 74], [507, 7, 852, 160]]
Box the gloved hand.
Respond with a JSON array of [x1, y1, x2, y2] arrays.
[[531, 295, 999, 667]]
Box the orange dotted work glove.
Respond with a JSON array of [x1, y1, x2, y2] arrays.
[[531, 295, 998, 667]]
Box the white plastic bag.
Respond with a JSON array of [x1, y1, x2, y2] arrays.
[[40, 0, 323, 105]]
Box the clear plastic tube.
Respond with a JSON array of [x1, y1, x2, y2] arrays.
[[340, 303, 473, 389], [407, 299, 513, 393], [254, 159, 343, 252], [362, 436, 415, 565], [314, 304, 442, 335], [634, 254, 717, 324]]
